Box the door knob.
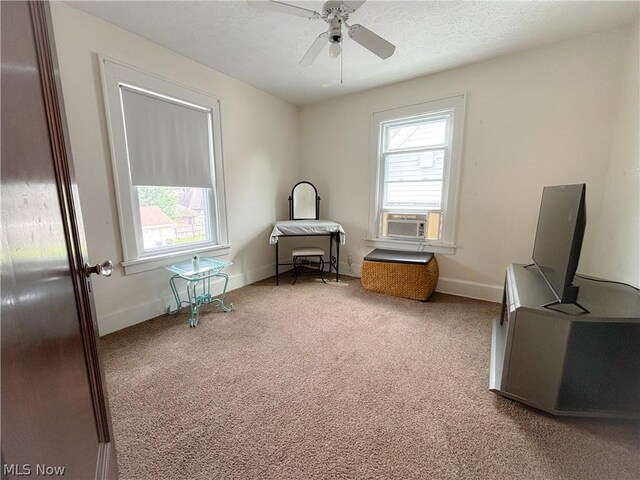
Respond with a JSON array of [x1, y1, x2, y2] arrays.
[[85, 260, 113, 277]]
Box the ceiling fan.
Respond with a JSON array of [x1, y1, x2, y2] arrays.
[[247, 1, 396, 66]]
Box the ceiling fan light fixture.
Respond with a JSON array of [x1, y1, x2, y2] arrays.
[[249, 1, 396, 67], [329, 41, 342, 58]]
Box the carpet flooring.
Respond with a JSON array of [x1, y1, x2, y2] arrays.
[[101, 276, 639, 480]]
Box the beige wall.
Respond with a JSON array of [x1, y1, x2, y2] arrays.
[[300, 23, 640, 300], [586, 22, 639, 287], [51, 3, 300, 334], [53, 2, 638, 335]]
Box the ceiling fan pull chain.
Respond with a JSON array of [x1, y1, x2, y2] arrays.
[[340, 39, 344, 84], [249, 1, 395, 69]]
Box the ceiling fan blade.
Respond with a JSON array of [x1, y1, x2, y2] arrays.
[[343, 1, 367, 13], [247, 1, 320, 19], [348, 24, 395, 59], [300, 34, 328, 66]]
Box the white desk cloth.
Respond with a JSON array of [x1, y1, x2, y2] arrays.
[[269, 220, 346, 245]]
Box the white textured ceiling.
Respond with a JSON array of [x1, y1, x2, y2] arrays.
[[67, 1, 639, 105]]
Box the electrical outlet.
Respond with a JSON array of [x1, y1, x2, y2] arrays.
[[347, 254, 353, 273]]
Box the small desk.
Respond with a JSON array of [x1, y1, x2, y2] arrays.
[[165, 257, 233, 327], [269, 220, 346, 285]]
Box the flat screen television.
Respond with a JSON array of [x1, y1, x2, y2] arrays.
[[532, 184, 586, 305]]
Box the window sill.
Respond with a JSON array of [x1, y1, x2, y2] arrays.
[[121, 244, 231, 275], [365, 237, 456, 255]]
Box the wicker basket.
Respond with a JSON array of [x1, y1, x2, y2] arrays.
[[361, 255, 439, 301]]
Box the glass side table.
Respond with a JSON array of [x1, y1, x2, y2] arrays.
[[165, 257, 233, 327]]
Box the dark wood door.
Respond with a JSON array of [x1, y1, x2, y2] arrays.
[[1, 1, 117, 478]]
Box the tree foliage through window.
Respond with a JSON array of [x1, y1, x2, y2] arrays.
[[137, 186, 179, 220]]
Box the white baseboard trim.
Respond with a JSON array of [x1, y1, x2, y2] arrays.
[[338, 261, 502, 303], [99, 262, 503, 335], [98, 263, 276, 336], [435, 276, 503, 303], [226, 263, 277, 291], [339, 261, 362, 277]]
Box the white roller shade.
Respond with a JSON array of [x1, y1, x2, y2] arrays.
[[121, 86, 213, 188]]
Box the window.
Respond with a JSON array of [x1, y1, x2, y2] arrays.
[[368, 95, 465, 253], [136, 186, 210, 250], [100, 57, 228, 272]]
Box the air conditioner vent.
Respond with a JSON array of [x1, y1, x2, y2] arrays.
[[383, 213, 427, 238], [387, 219, 424, 238]]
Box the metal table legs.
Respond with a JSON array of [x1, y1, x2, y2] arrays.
[[330, 232, 339, 282], [167, 272, 233, 327], [274, 233, 340, 285]]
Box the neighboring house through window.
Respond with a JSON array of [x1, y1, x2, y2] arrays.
[[100, 57, 228, 273], [368, 95, 466, 254], [140, 205, 177, 249]]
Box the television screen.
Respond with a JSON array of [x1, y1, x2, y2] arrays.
[[532, 184, 586, 304]]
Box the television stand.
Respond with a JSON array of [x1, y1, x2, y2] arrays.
[[490, 263, 640, 418], [540, 299, 590, 315]]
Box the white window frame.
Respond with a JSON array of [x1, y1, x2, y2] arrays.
[[367, 94, 466, 254], [99, 56, 229, 274]]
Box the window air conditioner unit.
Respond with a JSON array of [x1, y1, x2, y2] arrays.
[[385, 214, 427, 238]]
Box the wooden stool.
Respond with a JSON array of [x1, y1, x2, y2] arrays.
[[292, 247, 327, 285]]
